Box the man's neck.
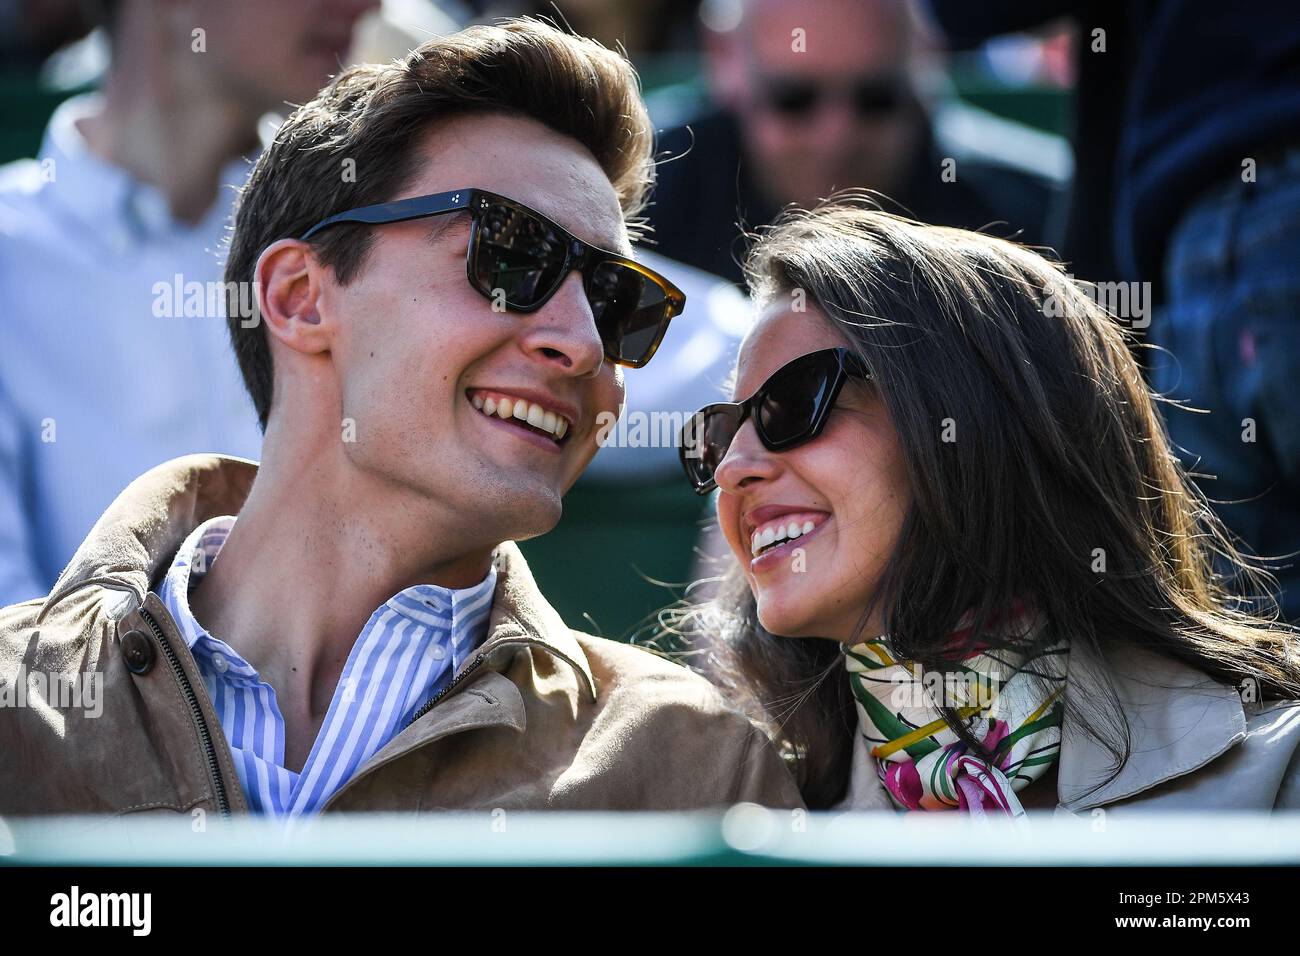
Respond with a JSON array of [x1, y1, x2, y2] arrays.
[[187, 437, 497, 723], [78, 53, 262, 225]]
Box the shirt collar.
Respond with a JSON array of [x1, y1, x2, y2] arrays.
[[47, 455, 596, 706], [160, 513, 499, 676], [160, 515, 236, 658], [37, 92, 253, 245], [380, 566, 498, 675]]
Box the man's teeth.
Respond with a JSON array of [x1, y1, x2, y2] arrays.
[[751, 519, 818, 556], [470, 393, 569, 440]]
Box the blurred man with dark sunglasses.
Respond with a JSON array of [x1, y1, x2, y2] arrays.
[[650, 0, 1067, 285], [0, 19, 801, 817]]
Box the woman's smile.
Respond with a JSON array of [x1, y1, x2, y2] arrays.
[[749, 514, 832, 572]]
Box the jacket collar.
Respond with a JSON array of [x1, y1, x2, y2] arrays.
[[478, 535, 597, 704], [1055, 638, 1247, 811], [39, 454, 596, 701]]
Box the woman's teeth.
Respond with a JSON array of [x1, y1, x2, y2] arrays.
[[471, 392, 569, 440], [751, 519, 818, 556]]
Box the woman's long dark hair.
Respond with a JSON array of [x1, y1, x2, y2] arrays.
[[655, 196, 1300, 809]]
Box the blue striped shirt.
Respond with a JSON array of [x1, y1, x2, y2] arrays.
[[157, 515, 497, 816]]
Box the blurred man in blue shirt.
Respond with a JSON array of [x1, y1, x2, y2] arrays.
[[0, 0, 377, 603]]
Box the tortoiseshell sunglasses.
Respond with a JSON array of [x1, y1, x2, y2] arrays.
[[301, 187, 685, 368]]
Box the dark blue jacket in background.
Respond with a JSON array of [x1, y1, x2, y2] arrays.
[[927, 0, 1300, 295]]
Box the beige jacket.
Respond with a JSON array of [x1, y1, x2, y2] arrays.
[[0, 455, 804, 816]]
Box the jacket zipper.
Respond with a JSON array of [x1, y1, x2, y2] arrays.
[[403, 635, 595, 730], [403, 650, 489, 730], [139, 605, 231, 817], [325, 637, 592, 812], [318, 649, 492, 813]]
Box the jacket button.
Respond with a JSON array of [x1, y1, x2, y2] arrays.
[[121, 629, 155, 675]]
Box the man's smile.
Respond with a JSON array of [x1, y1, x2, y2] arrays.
[[467, 388, 574, 450]]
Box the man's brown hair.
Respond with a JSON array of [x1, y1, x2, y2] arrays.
[[224, 17, 655, 430]]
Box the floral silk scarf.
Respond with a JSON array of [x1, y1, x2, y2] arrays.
[[844, 606, 1068, 816]]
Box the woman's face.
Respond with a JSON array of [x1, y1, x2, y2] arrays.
[[714, 302, 912, 643]]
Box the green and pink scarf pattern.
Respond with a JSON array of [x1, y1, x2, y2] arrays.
[[844, 606, 1068, 816]]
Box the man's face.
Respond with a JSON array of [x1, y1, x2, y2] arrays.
[[181, 0, 379, 111], [719, 0, 923, 209], [314, 112, 629, 548]]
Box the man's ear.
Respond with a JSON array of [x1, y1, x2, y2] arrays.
[[255, 239, 333, 356]]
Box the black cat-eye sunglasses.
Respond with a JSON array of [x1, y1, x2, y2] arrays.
[[679, 346, 871, 494]]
